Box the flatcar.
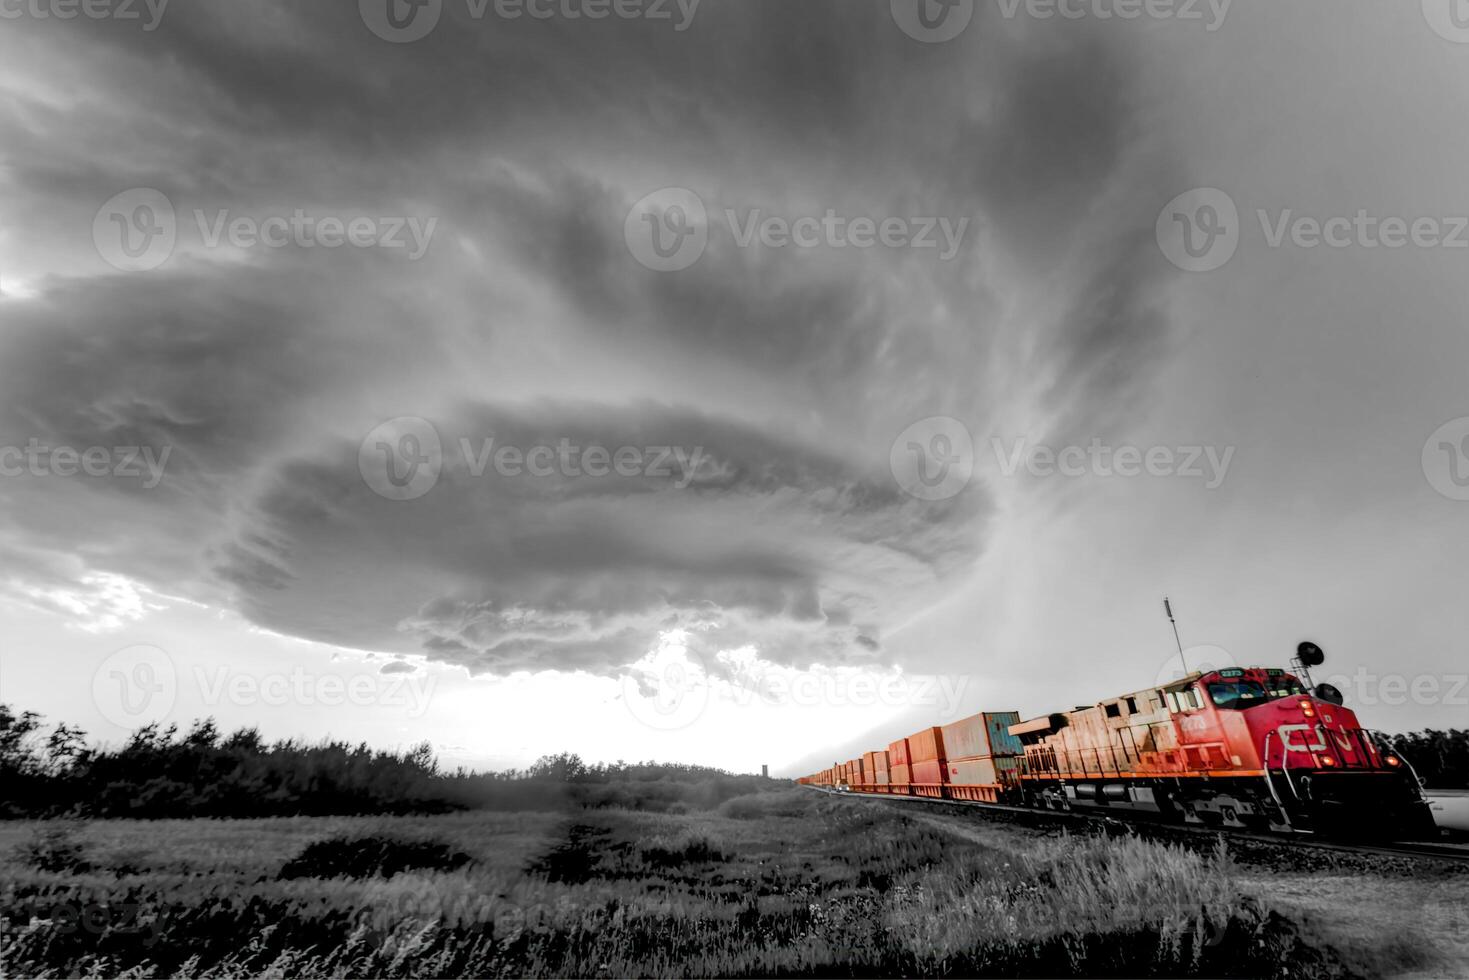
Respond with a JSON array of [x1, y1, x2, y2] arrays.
[[807, 643, 1438, 840]]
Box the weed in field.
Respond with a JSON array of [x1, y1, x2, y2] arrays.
[[17, 823, 93, 873], [278, 834, 474, 880]]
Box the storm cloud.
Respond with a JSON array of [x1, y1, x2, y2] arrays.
[[0, 0, 1184, 680]]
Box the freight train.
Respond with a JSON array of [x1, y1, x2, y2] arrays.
[[800, 643, 1438, 839]]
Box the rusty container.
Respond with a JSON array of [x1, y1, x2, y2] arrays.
[[911, 758, 946, 797], [907, 727, 947, 764], [940, 711, 1024, 760], [889, 762, 912, 794], [888, 738, 911, 767], [945, 756, 1022, 787]]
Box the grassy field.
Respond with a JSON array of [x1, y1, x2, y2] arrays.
[[1, 788, 1461, 978]]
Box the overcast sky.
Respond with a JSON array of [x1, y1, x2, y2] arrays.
[[1, 0, 1466, 774]]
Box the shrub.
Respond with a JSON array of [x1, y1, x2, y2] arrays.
[[277, 834, 472, 880], [18, 823, 92, 873]]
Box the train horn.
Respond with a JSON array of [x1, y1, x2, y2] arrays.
[[1314, 682, 1345, 705], [1296, 641, 1326, 667]]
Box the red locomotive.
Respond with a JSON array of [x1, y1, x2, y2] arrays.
[[801, 642, 1437, 839]]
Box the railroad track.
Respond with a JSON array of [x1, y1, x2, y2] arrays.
[[808, 786, 1469, 864]]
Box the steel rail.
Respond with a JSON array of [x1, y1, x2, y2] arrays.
[[805, 786, 1469, 864]]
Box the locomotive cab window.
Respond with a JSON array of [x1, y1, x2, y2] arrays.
[[1104, 702, 1121, 718], [1264, 677, 1308, 700], [1206, 680, 1269, 708]]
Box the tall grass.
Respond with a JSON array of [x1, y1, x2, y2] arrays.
[[0, 792, 1350, 978]]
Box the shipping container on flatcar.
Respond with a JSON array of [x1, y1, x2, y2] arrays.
[[941, 711, 1024, 802]]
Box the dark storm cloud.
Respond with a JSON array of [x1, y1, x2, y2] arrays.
[[209, 400, 986, 675], [0, 0, 1185, 675]]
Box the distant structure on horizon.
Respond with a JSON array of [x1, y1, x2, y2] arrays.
[[762, 765, 769, 778]]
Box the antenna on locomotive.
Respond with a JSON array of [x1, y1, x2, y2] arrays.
[[1164, 596, 1188, 674]]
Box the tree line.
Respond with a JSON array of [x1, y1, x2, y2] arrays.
[[1384, 729, 1469, 789], [0, 704, 773, 818]]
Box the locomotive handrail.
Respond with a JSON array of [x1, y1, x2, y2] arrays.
[[1364, 729, 1429, 801], [1261, 730, 1289, 819], [1279, 736, 1301, 802]]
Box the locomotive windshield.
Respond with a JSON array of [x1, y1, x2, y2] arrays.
[[1207, 675, 1308, 709]]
